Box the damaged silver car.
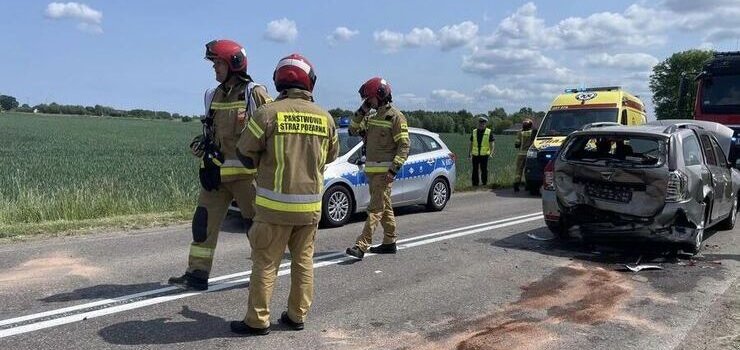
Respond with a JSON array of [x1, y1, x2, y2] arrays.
[[544, 120, 740, 254]]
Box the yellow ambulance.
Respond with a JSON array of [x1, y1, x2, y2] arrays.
[[523, 86, 647, 194]]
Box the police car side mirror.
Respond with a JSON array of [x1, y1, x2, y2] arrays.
[[355, 156, 366, 166]]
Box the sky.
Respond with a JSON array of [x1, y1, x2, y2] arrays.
[[2, 1, 740, 118]]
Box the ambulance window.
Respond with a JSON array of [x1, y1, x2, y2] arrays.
[[621, 110, 628, 125]]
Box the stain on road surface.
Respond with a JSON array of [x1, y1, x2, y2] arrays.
[[0, 252, 102, 287], [404, 262, 668, 350]]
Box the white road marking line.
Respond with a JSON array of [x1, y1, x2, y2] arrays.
[[0, 213, 543, 338], [0, 213, 540, 328]]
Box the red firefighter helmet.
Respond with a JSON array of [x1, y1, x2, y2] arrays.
[[205, 39, 248, 72], [359, 77, 392, 102], [273, 53, 317, 92]]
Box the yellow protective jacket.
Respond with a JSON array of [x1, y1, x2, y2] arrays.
[[349, 103, 410, 175], [236, 88, 339, 225], [204, 75, 272, 182], [515, 129, 533, 155]]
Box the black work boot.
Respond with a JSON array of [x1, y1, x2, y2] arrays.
[[230, 321, 270, 336], [167, 271, 208, 291], [280, 311, 305, 331], [345, 246, 364, 260], [513, 182, 520, 192], [369, 243, 397, 254]]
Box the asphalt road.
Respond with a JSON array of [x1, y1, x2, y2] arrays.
[[0, 191, 738, 350]]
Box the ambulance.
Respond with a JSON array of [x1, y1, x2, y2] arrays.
[[523, 86, 647, 194]]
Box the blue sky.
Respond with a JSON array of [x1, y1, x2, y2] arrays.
[[2, 1, 740, 118]]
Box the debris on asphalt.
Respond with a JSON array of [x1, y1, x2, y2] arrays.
[[526, 233, 555, 241], [624, 255, 663, 273]]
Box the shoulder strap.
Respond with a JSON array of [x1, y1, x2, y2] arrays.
[[245, 82, 261, 116], [203, 88, 216, 116]]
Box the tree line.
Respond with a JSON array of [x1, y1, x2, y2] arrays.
[[328, 107, 545, 134], [0, 93, 545, 133], [0, 95, 200, 122]]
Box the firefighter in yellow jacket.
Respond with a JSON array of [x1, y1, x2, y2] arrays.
[[345, 77, 410, 260], [168, 39, 272, 291], [513, 118, 534, 192], [229, 53, 339, 335]]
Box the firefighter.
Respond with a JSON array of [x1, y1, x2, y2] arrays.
[[345, 77, 410, 260], [168, 39, 272, 291], [513, 118, 534, 192], [469, 116, 495, 187], [230, 53, 339, 335]]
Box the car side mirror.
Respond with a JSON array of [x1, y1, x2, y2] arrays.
[[356, 155, 366, 166]]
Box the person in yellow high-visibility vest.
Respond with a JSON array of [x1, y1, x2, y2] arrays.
[[468, 116, 495, 187]]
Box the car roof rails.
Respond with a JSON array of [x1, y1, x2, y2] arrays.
[[663, 123, 704, 134], [580, 122, 622, 130]]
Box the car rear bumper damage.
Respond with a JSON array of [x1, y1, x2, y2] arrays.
[[559, 203, 702, 245]]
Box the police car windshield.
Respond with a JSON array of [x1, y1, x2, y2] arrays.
[[339, 132, 362, 156], [701, 74, 740, 114], [539, 108, 618, 137]]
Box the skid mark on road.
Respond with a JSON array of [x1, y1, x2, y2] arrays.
[[0, 252, 102, 287], [388, 262, 671, 350]]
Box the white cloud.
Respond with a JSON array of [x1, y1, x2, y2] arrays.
[[374, 30, 406, 53], [431, 89, 473, 105], [395, 93, 428, 110], [327, 26, 359, 46], [264, 18, 298, 43], [374, 21, 478, 53], [438, 21, 478, 50], [584, 53, 659, 70], [462, 47, 558, 77], [44, 2, 102, 33], [475, 84, 526, 100]]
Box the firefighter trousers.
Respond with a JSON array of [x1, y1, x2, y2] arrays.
[[514, 154, 526, 184], [355, 173, 397, 252], [187, 178, 255, 277], [245, 221, 317, 329]]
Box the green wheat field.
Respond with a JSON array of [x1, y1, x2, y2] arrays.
[[0, 112, 517, 236]]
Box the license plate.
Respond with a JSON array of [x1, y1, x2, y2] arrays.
[[585, 182, 632, 203]]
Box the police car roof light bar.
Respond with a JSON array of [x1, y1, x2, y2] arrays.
[[564, 86, 622, 93]]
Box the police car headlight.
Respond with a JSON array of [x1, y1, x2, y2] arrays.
[[527, 149, 538, 158]]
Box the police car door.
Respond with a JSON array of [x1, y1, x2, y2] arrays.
[[397, 133, 430, 203]]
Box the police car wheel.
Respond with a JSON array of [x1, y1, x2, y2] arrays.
[[321, 185, 353, 228], [426, 177, 450, 212]]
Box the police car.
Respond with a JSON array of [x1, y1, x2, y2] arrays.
[[320, 118, 457, 227], [229, 118, 457, 227]]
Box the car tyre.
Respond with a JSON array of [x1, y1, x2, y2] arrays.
[[320, 185, 353, 228], [717, 195, 738, 231], [545, 218, 569, 239], [686, 204, 710, 255], [426, 177, 450, 211]]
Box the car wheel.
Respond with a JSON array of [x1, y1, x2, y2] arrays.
[[718, 195, 738, 230], [545, 218, 569, 239], [321, 185, 353, 228], [686, 204, 710, 255], [426, 177, 450, 211]]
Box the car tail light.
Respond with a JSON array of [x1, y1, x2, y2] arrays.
[[543, 160, 555, 190], [448, 152, 457, 164], [665, 170, 689, 202]]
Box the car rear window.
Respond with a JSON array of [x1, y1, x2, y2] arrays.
[[563, 134, 666, 167]]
